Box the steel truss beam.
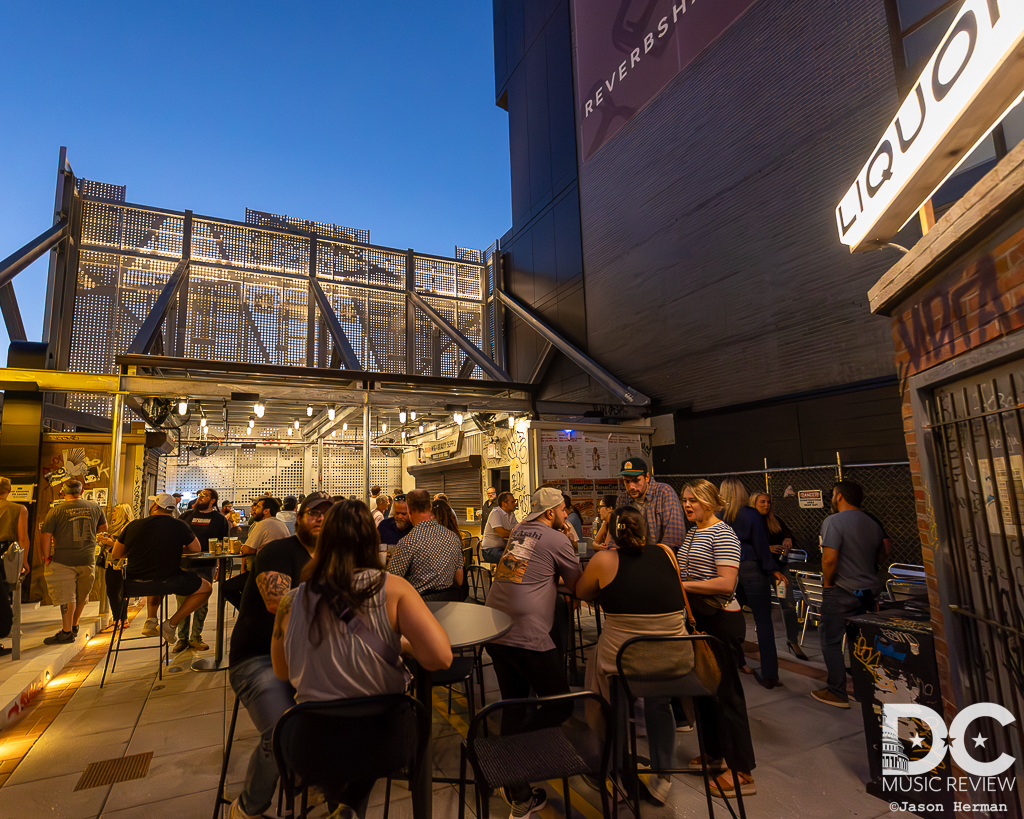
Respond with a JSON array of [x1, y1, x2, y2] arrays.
[[495, 289, 651, 406], [127, 258, 190, 355], [0, 219, 69, 291], [308, 271, 361, 371], [407, 290, 511, 383]]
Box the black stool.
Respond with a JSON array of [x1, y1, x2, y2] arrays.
[[99, 574, 172, 688]]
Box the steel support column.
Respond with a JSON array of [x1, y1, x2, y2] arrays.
[[405, 249, 416, 375], [495, 289, 650, 406], [109, 390, 125, 509], [363, 396, 371, 506], [308, 263, 360, 371], [407, 290, 511, 382], [0, 284, 26, 342]]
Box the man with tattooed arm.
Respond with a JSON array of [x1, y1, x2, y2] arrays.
[[226, 492, 333, 819]]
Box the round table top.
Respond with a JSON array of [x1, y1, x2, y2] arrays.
[[426, 601, 512, 649]]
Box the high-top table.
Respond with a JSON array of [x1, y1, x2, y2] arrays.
[[178, 552, 244, 672], [410, 601, 512, 819]]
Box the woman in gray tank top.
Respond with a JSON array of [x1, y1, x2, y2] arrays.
[[270, 499, 452, 814]]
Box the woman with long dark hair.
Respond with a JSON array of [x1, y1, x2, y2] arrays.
[[431, 498, 461, 537], [270, 500, 452, 813], [578, 506, 687, 804]]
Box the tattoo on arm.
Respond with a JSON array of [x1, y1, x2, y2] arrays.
[[273, 592, 294, 639], [256, 571, 291, 611]]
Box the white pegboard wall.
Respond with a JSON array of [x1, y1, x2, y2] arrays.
[[314, 446, 402, 498]]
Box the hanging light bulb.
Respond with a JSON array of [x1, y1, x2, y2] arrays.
[[332, 430, 337, 437], [342, 422, 348, 432], [178, 399, 188, 415], [454, 412, 464, 426], [287, 427, 293, 436], [410, 411, 417, 421], [200, 417, 207, 428], [328, 407, 336, 421], [254, 401, 265, 418], [399, 410, 407, 424], [419, 424, 424, 433], [245, 426, 252, 436], [248, 416, 255, 428], [508, 415, 515, 428], [306, 404, 313, 417], [381, 421, 387, 433], [293, 419, 300, 429], [401, 430, 406, 441]]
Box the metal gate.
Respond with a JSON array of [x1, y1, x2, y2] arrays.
[[927, 357, 1024, 807]]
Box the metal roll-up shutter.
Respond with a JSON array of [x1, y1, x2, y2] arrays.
[[414, 474, 444, 500], [441, 467, 480, 521]]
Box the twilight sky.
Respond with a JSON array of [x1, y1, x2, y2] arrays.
[[0, 1, 511, 353]]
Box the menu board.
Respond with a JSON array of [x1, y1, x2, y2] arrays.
[[541, 430, 642, 483]]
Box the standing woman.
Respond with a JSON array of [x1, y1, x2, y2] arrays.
[[97, 503, 135, 627], [719, 477, 787, 688], [749, 493, 807, 660], [271, 500, 452, 815], [678, 480, 757, 798]]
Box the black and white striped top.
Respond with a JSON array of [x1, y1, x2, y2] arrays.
[[677, 521, 741, 612]]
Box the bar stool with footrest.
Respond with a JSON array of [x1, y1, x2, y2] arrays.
[[99, 565, 172, 688], [615, 633, 746, 819], [272, 693, 431, 819]]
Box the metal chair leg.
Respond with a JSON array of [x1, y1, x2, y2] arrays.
[[100, 597, 129, 688], [212, 696, 240, 819], [383, 777, 392, 819]]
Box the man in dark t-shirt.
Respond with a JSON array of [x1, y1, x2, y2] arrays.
[[113, 494, 212, 645], [177, 488, 230, 651], [226, 492, 330, 819]]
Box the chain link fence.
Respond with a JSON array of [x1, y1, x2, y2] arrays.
[[659, 461, 920, 566]]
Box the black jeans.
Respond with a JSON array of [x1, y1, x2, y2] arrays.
[[692, 606, 757, 774], [738, 560, 779, 679], [485, 642, 572, 801]]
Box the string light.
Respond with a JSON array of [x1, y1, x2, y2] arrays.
[[248, 416, 255, 428], [254, 401, 265, 418], [410, 411, 417, 421], [328, 407, 336, 421], [306, 404, 313, 417], [245, 427, 252, 436], [200, 417, 207, 428], [419, 424, 424, 433], [178, 399, 188, 415], [508, 415, 515, 428], [342, 422, 348, 432], [454, 412, 464, 426], [399, 410, 406, 424], [287, 428, 292, 436], [381, 422, 387, 433], [293, 420, 299, 429]]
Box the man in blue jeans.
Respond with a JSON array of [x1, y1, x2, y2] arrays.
[[812, 480, 885, 708], [226, 492, 331, 819]]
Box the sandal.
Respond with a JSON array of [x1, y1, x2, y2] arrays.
[[688, 756, 726, 772], [709, 773, 756, 798]]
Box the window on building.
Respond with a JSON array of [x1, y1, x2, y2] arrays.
[[883, 0, 1023, 212]]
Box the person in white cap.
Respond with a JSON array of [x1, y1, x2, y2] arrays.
[[483, 486, 582, 818], [112, 494, 212, 644]]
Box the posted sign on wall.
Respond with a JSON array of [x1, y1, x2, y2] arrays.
[[836, 0, 1024, 252], [573, 0, 757, 163]]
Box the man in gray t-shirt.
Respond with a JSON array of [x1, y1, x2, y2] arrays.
[[39, 480, 107, 644], [812, 481, 885, 709]]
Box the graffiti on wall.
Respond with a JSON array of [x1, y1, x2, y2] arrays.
[[507, 425, 531, 516], [42, 448, 109, 488]]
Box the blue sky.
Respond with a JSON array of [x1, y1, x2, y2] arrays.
[[0, 1, 511, 353]]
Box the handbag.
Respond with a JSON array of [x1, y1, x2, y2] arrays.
[[676, 575, 723, 696]]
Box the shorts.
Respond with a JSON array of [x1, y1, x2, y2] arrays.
[[45, 562, 96, 606], [124, 571, 204, 597]]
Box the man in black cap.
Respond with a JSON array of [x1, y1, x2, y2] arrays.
[[614, 457, 686, 551], [227, 491, 333, 819]]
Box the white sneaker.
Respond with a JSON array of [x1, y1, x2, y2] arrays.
[[141, 618, 159, 637], [639, 766, 672, 804], [160, 620, 177, 644]]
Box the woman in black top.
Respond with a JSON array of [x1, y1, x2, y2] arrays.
[[749, 493, 807, 659], [578, 507, 686, 804]]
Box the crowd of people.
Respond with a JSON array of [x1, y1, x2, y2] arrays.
[[0, 462, 888, 818]]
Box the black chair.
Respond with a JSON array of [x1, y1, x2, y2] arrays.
[[273, 693, 430, 819], [432, 651, 480, 722], [458, 691, 615, 819], [99, 568, 172, 688], [615, 634, 746, 819], [466, 564, 492, 604]]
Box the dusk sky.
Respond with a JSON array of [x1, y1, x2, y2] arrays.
[[0, 2, 512, 354]]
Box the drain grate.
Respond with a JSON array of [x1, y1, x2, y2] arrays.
[[75, 752, 153, 790]]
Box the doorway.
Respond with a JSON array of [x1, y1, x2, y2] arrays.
[[489, 467, 510, 496]]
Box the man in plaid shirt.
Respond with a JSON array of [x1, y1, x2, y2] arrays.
[[615, 457, 686, 551]]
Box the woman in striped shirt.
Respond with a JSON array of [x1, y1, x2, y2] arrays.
[[678, 480, 757, 799]]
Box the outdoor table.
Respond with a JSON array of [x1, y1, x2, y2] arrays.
[[410, 601, 512, 819], [179, 551, 244, 672]]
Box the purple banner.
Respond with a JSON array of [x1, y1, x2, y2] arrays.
[[574, 0, 758, 163]]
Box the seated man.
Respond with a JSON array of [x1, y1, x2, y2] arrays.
[[377, 494, 411, 547], [480, 491, 518, 563], [113, 494, 212, 644], [388, 489, 463, 596]]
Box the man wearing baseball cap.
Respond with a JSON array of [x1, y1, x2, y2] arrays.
[[171, 493, 182, 518], [614, 457, 687, 552], [111, 494, 212, 644], [484, 486, 582, 817], [227, 491, 332, 819]]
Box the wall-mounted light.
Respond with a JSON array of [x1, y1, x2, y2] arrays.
[[254, 401, 265, 418], [306, 404, 313, 417], [178, 399, 188, 415], [399, 410, 407, 424], [328, 407, 336, 421]]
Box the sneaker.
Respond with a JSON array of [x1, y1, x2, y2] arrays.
[[509, 787, 547, 818], [811, 689, 851, 709], [677, 721, 694, 732], [228, 797, 262, 819], [160, 620, 177, 644], [171, 639, 189, 654], [141, 618, 160, 637], [71, 625, 79, 638], [189, 637, 210, 651], [639, 766, 672, 804], [43, 630, 74, 645]]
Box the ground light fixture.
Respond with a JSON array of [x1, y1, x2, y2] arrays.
[[328, 407, 336, 421], [178, 399, 188, 415], [254, 401, 265, 418], [306, 404, 313, 417]]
